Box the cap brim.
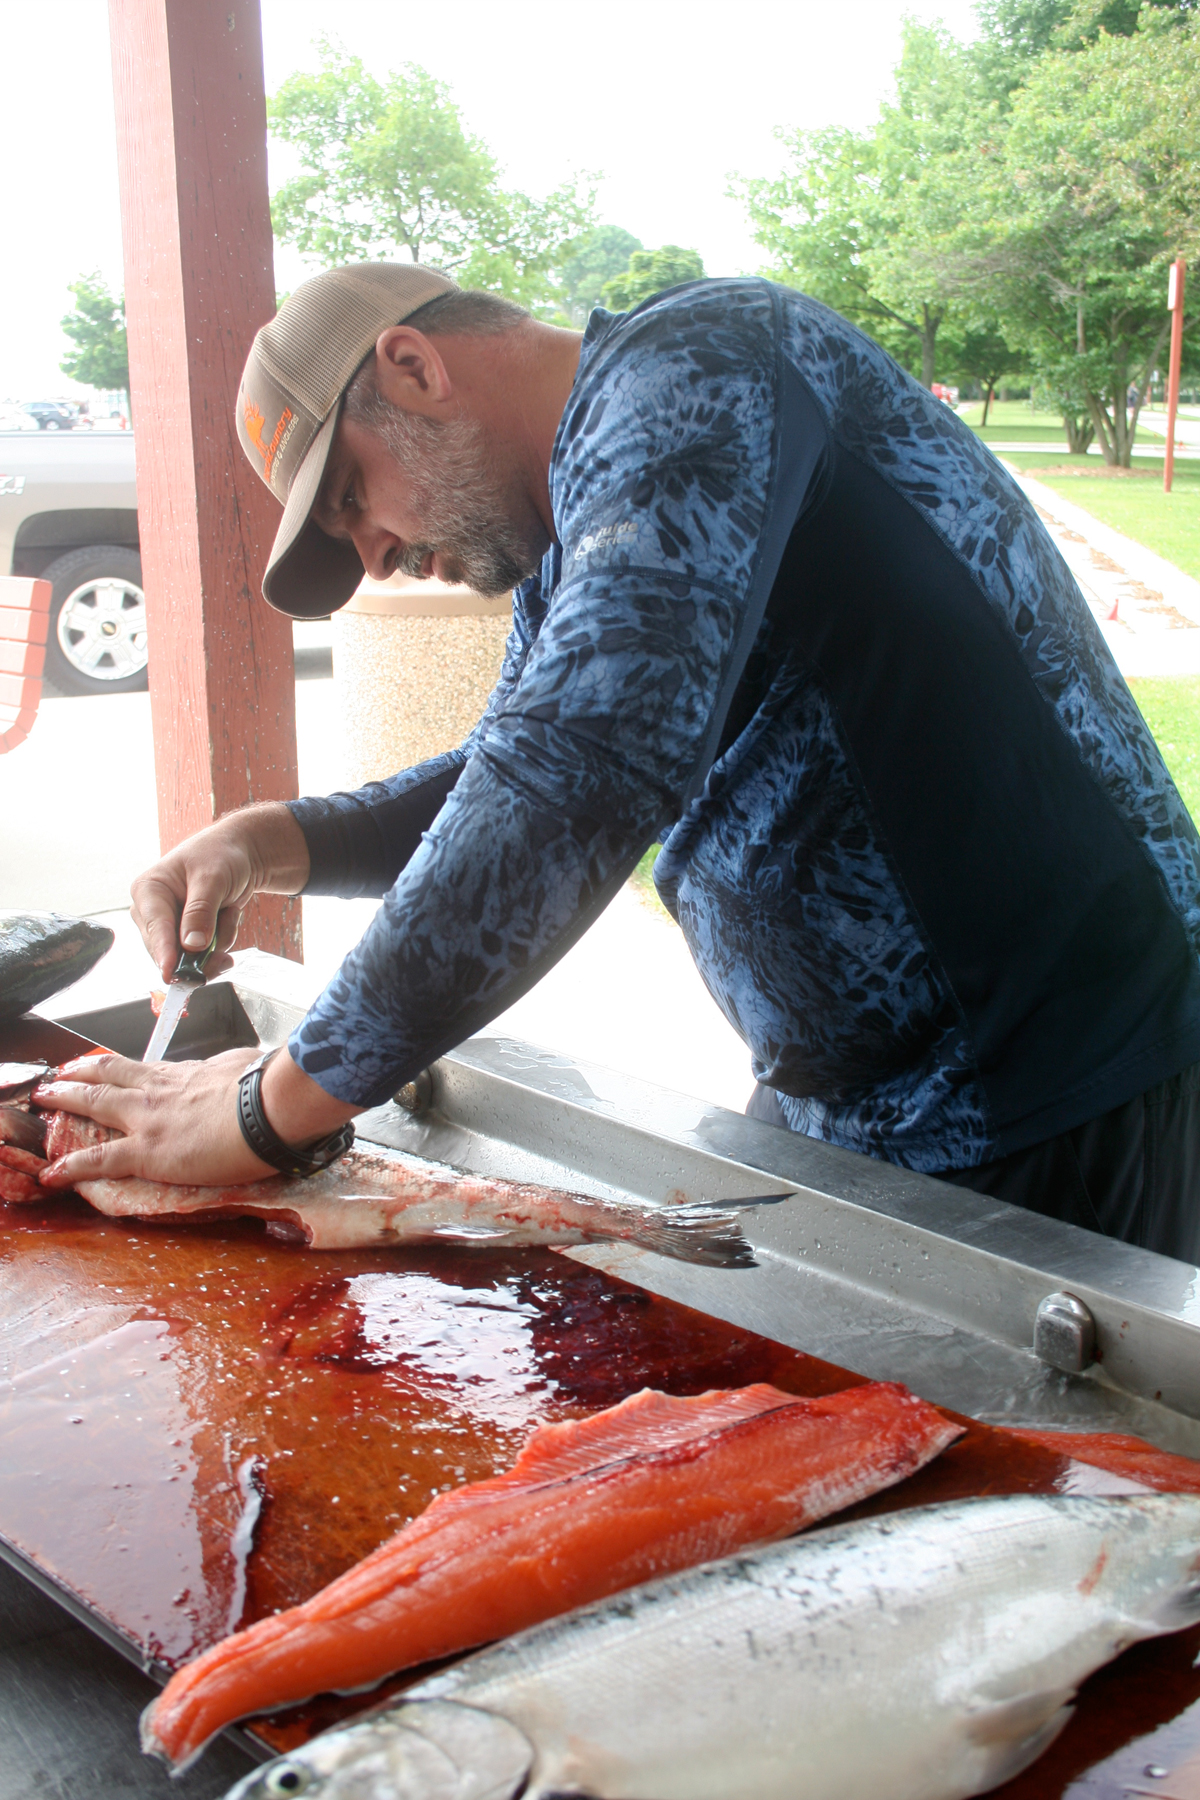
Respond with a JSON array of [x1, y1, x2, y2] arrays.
[[261, 405, 364, 619]]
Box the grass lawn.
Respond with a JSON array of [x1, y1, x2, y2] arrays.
[[1128, 676, 1200, 823], [958, 400, 1072, 441], [997, 450, 1200, 582], [630, 844, 674, 920], [957, 399, 1166, 443]]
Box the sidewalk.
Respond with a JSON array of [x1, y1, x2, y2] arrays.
[[1006, 464, 1200, 677]]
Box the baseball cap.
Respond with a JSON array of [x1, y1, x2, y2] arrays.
[[237, 261, 458, 618]]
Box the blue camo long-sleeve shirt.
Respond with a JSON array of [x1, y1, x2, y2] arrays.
[[288, 279, 1200, 1174]]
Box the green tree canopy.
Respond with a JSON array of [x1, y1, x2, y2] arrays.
[[559, 225, 643, 324], [268, 42, 597, 313], [60, 273, 129, 395], [969, 10, 1200, 462], [601, 245, 706, 312], [738, 23, 985, 387], [737, 0, 1199, 455], [950, 322, 1027, 428]]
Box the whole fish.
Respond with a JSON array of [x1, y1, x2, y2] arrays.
[[22, 1111, 758, 1266], [143, 1380, 960, 1771], [222, 1494, 1200, 1800], [0, 912, 113, 1019]]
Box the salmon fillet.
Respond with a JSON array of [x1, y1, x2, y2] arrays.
[[142, 1379, 961, 1770], [1005, 1428, 1200, 1493]]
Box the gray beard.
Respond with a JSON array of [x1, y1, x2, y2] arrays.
[[376, 407, 543, 597]]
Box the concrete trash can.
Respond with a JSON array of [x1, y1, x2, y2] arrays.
[[333, 574, 512, 787]]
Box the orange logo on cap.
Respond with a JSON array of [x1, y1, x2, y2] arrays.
[[244, 399, 294, 484], [244, 399, 268, 461]]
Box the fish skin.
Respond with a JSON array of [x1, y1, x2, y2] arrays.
[[0, 912, 113, 1020], [0, 1062, 50, 1101], [221, 1494, 1200, 1800], [0, 1103, 48, 1154], [143, 1380, 961, 1771], [37, 1112, 755, 1266]]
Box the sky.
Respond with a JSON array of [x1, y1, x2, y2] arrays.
[[0, 0, 981, 401]]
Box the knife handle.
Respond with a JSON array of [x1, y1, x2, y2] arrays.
[[173, 927, 218, 987]]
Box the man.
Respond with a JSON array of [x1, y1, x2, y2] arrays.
[[41, 262, 1200, 1259]]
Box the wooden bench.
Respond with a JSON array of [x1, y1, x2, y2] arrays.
[[0, 576, 51, 753]]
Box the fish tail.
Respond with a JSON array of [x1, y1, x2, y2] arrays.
[[630, 1203, 756, 1268]]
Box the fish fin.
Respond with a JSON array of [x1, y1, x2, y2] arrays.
[[506, 1384, 797, 1485], [631, 1203, 756, 1268], [965, 1687, 1075, 1789]]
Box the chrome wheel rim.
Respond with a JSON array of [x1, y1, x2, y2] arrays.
[[56, 577, 148, 681]]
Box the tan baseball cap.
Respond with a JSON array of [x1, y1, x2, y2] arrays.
[[237, 261, 458, 618]]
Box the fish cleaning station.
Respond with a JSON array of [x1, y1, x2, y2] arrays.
[[4, 3, 1200, 1798]]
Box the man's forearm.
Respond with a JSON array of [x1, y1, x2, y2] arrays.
[[220, 800, 312, 896]]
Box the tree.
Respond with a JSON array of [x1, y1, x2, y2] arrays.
[[559, 225, 643, 324], [602, 245, 706, 311], [738, 24, 987, 388], [974, 0, 1196, 90], [60, 273, 129, 396], [976, 12, 1200, 464], [268, 43, 596, 313], [952, 323, 1026, 426]]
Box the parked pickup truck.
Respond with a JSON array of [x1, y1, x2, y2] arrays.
[[0, 431, 144, 695]]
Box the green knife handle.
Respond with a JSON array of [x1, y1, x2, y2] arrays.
[[173, 928, 218, 987]]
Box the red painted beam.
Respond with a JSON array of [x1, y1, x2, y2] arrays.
[[0, 577, 49, 754], [108, 0, 302, 961]]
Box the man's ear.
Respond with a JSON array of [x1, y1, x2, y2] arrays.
[[373, 326, 453, 412]]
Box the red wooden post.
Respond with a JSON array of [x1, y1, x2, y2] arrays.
[[108, 0, 302, 960], [1165, 258, 1186, 496], [0, 577, 50, 754]]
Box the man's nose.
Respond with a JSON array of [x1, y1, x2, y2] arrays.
[[348, 520, 397, 582]]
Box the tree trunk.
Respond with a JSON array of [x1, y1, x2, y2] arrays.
[[1127, 319, 1170, 462], [981, 382, 994, 428], [1086, 392, 1118, 466], [1111, 343, 1132, 469], [920, 302, 945, 391], [1063, 413, 1094, 454]]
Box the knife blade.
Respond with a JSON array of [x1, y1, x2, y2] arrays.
[[142, 930, 218, 1064]]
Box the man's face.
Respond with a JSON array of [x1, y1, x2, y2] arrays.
[[314, 400, 547, 597]]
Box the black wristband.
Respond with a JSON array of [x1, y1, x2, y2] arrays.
[[236, 1048, 355, 1178]]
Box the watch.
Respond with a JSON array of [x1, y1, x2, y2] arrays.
[[236, 1048, 355, 1178]]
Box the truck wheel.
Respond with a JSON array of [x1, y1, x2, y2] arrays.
[[40, 545, 149, 696]]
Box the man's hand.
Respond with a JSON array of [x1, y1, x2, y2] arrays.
[[36, 1046, 357, 1191], [130, 803, 311, 983]]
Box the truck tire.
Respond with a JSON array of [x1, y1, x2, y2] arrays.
[[41, 545, 148, 696]]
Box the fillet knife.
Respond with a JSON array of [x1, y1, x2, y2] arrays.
[[142, 929, 218, 1064]]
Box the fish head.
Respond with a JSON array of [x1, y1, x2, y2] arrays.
[[224, 1702, 533, 1800]]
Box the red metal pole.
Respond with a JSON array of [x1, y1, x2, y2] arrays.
[[1165, 258, 1186, 495], [108, 0, 302, 961]]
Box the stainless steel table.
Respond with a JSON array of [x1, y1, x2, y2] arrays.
[[7, 945, 1200, 1794]]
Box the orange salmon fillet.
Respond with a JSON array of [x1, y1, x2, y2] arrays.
[[1005, 1427, 1200, 1493], [144, 1379, 961, 1770]]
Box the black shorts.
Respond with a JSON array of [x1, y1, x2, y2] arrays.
[[746, 1062, 1200, 1265]]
